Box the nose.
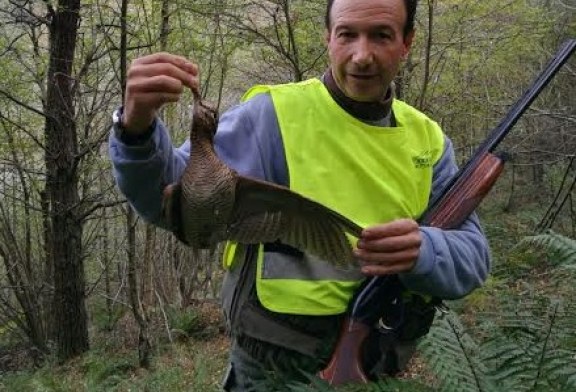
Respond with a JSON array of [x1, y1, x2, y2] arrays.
[[351, 37, 374, 67]]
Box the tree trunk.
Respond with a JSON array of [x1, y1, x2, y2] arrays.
[[44, 0, 89, 362], [40, 190, 55, 341], [142, 223, 156, 307], [120, 0, 151, 368], [126, 208, 151, 368], [100, 202, 113, 331], [418, 0, 435, 110]]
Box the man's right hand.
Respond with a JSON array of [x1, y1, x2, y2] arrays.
[[122, 52, 199, 134]]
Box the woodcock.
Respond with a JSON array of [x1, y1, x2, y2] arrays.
[[162, 88, 363, 266]]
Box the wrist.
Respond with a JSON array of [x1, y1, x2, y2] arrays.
[[122, 111, 155, 135], [113, 107, 155, 145]]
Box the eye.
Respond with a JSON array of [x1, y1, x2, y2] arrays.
[[374, 31, 392, 40], [337, 30, 356, 39]]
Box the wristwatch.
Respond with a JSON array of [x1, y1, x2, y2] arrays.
[[112, 107, 155, 145]]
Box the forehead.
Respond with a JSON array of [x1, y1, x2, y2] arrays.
[[330, 0, 406, 30]]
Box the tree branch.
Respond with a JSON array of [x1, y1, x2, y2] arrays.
[[0, 90, 48, 119]]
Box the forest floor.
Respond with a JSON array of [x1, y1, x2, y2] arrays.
[[0, 301, 435, 391], [0, 323, 229, 391]]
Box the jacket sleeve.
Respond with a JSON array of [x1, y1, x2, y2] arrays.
[[108, 94, 284, 229], [399, 137, 491, 299], [108, 119, 189, 229]]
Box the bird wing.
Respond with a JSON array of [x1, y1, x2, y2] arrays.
[[225, 176, 363, 267], [161, 183, 190, 245]]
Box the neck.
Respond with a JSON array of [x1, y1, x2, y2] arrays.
[[322, 69, 394, 122]]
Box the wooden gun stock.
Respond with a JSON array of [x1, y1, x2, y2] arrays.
[[317, 319, 371, 385], [424, 152, 505, 229], [318, 39, 576, 386]]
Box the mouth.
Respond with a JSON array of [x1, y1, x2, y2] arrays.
[[349, 74, 378, 81]]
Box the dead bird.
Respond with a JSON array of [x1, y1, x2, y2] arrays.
[[162, 88, 362, 266]]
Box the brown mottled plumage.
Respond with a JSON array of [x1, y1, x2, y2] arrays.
[[162, 89, 362, 266]]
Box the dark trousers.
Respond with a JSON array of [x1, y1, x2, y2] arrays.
[[221, 332, 418, 391], [222, 341, 320, 391]]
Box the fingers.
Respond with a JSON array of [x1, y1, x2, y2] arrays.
[[359, 260, 416, 276], [354, 247, 419, 264], [128, 61, 198, 91], [353, 219, 421, 275], [134, 52, 198, 75], [357, 219, 420, 252], [122, 52, 199, 133], [360, 218, 419, 239], [357, 230, 420, 252]]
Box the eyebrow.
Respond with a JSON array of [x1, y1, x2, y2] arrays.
[[334, 23, 394, 32]]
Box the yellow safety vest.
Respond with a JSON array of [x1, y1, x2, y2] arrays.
[[224, 78, 444, 315]]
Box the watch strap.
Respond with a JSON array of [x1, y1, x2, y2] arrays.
[[113, 107, 155, 145]]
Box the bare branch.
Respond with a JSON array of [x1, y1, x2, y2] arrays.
[[0, 90, 47, 119], [0, 112, 46, 150]]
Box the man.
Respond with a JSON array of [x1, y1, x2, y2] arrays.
[[109, 0, 490, 390]]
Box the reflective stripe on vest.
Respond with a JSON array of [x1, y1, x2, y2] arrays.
[[224, 79, 444, 315]]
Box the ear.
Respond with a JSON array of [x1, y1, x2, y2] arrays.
[[402, 30, 415, 60], [324, 29, 331, 45]]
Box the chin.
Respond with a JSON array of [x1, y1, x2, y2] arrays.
[[345, 88, 383, 103], [348, 93, 380, 102]]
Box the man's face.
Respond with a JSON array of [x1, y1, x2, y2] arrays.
[[326, 0, 414, 102]]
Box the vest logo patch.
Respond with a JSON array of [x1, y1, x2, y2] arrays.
[[412, 151, 433, 168]]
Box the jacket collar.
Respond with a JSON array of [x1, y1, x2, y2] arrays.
[[321, 68, 394, 123]]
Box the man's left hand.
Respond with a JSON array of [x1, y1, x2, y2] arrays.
[[353, 219, 421, 275]]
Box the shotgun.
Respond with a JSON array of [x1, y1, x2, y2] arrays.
[[318, 38, 576, 386]]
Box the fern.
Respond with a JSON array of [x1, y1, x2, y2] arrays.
[[520, 232, 576, 269], [473, 230, 576, 391], [479, 300, 576, 391], [419, 311, 497, 392]]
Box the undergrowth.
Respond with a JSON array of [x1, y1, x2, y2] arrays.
[[0, 339, 228, 392], [1, 220, 574, 391], [418, 231, 576, 392]]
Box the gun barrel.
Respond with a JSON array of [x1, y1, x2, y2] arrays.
[[482, 39, 576, 154], [424, 39, 576, 223]]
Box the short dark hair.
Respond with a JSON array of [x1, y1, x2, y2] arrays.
[[324, 0, 418, 37]]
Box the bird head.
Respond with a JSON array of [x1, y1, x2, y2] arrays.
[[191, 88, 218, 141]]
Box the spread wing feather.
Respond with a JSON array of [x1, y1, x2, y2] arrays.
[[161, 183, 190, 245], [226, 176, 363, 266]]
